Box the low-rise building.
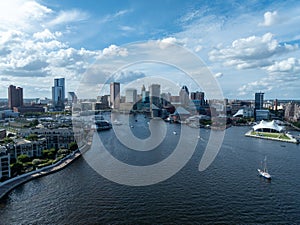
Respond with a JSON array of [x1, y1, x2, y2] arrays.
[[255, 109, 270, 121], [233, 106, 254, 118], [6, 138, 47, 159], [18, 128, 75, 150]]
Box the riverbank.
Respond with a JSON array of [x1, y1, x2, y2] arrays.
[[0, 151, 81, 200], [245, 130, 299, 144]]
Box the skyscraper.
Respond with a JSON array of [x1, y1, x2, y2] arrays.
[[68, 92, 77, 105], [125, 88, 137, 103], [110, 82, 120, 109], [52, 78, 65, 111], [179, 85, 189, 106], [8, 85, 23, 109], [255, 92, 264, 110], [149, 84, 161, 107], [190, 91, 205, 106], [141, 85, 149, 103]]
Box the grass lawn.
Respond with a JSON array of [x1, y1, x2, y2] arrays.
[[251, 131, 291, 140]]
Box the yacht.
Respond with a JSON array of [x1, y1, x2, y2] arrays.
[[95, 120, 112, 131]]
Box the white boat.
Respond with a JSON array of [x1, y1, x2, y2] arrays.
[[257, 156, 271, 179], [112, 120, 122, 125]]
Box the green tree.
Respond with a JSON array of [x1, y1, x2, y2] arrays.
[[30, 119, 39, 127], [42, 148, 57, 159], [68, 142, 78, 151], [3, 137, 13, 144], [26, 134, 38, 141], [57, 148, 69, 155], [17, 154, 30, 163], [32, 158, 42, 166], [11, 162, 24, 176]]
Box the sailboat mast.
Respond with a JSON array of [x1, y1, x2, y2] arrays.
[[264, 156, 268, 173]]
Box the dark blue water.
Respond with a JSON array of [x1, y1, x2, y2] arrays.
[[1, 114, 300, 224]]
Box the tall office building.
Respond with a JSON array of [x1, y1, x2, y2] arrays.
[[179, 85, 189, 106], [110, 82, 120, 109], [255, 92, 264, 110], [149, 84, 161, 107], [68, 92, 77, 105], [52, 78, 65, 111], [141, 85, 150, 103], [8, 85, 23, 109], [190, 91, 205, 106], [125, 88, 137, 103]]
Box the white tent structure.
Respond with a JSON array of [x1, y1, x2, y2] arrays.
[[253, 120, 284, 133]]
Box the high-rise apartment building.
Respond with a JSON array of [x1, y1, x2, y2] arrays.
[[110, 82, 120, 109], [52, 78, 65, 111], [8, 85, 23, 109]]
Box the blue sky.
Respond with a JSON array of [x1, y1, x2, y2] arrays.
[[0, 0, 300, 99]]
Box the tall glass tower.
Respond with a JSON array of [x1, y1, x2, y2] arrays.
[[52, 78, 65, 111], [255, 92, 264, 110]]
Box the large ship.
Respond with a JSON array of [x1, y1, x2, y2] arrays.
[[95, 120, 112, 131]]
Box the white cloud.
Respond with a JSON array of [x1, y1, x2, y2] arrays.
[[0, 0, 102, 98], [266, 57, 300, 74], [194, 45, 203, 52], [119, 26, 135, 32], [102, 45, 128, 57], [48, 9, 89, 27], [33, 29, 58, 40], [0, 0, 52, 31], [100, 9, 131, 24], [209, 33, 298, 69], [214, 72, 223, 78], [259, 11, 279, 27]]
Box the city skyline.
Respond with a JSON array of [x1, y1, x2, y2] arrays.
[[0, 1, 300, 99]]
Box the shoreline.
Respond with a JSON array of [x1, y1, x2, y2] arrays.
[[0, 151, 81, 200], [245, 130, 299, 144]]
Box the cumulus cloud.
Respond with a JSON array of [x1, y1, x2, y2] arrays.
[[111, 71, 146, 83], [194, 45, 203, 52], [266, 57, 300, 74], [0, 0, 101, 86], [33, 29, 61, 40], [259, 11, 279, 27], [102, 45, 128, 57], [237, 57, 300, 97], [214, 72, 223, 78], [209, 33, 298, 69], [0, 1, 52, 31]]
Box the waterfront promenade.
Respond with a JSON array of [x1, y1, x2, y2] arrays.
[[0, 151, 81, 200]]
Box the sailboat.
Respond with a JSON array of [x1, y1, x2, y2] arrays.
[[257, 156, 271, 179]]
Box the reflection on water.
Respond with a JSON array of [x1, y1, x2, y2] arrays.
[[0, 114, 300, 224]]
